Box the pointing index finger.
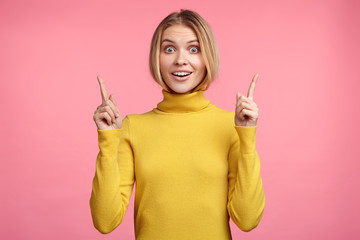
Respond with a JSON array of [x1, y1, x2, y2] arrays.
[[247, 73, 259, 101], [97, 75, 108, 103]]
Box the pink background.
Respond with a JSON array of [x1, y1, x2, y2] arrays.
[[1, 0, 359, 239]]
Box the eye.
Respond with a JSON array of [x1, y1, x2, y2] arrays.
[[189, 47, 199, 53], [165, 46, 175, 53]]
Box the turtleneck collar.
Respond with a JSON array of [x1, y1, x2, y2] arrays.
[[156, 89, 211, 113]]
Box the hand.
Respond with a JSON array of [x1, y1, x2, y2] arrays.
[[93, 76, 122, 130], [235, 74, 259, 127]]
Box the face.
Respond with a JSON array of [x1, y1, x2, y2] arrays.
[[159, 24, 206, 94]]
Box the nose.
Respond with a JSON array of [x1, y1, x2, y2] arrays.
[[175, 50, 188, 65]]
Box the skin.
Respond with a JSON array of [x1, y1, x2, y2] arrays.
[[159, 24, 206, 94], [93, 29, 259, 129], [93, 76, 122, 130], [235, 73, 259, 127]]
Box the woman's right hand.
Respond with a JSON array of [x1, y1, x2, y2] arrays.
[[93, 76, 122, 130]]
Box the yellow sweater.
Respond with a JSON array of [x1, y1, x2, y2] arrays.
[[90, 90, 265, 239]]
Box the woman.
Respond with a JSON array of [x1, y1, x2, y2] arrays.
[[90, 9, 265, 239]]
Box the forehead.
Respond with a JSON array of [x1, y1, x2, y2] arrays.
[[161, 24, 198, 42]]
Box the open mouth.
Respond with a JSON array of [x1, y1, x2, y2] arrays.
[[172, 72, 192, 77]]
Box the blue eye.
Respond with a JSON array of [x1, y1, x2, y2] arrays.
[[190, 47, 199, 53], [165, 47, 175, 53]]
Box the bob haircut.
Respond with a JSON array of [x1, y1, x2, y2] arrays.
[[149, 9, 219, 92]]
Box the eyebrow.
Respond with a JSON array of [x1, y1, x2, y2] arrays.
[[161, 39, 199, 44]]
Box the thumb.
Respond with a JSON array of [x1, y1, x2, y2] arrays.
[[109, 94, 118, 106], [109, 94, 121, 116], [236, 92, 242, 104]]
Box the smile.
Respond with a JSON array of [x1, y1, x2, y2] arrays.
[[172, 72, 192, 77]]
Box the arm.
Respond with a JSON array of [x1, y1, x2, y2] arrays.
[[90, 116, 135, 234], [228, 73, 265, 231], [227, 125, 265, 232], [90, 76, 134, 233]]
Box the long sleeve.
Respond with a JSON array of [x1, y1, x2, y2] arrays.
[[90, 116, 135, 234], [227, 126, 265, 232]]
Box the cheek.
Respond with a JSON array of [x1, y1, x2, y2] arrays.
[[159, 55, 172, 83], [159, 55, 170, 72], [195, 61, 206, 77], [159, 55, 164, 70], [191, 55, 205, 71]]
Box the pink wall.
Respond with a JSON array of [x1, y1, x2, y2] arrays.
[[1, 0, 359, 239]]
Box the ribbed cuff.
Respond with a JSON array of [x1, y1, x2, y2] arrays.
[[97, 129, 122, 151], [235, 126, 257, 153]]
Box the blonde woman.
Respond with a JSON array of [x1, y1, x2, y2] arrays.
[[90, 9, 265, 239]]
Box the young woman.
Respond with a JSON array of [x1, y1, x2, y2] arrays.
[[90, 9, 265, 239]]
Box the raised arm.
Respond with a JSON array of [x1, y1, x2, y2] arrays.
[[90, 76, 135, 233], [227, 74, 265, 231]]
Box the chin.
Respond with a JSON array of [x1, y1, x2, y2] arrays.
[[164, 83, 189, 94], [169, 85, 195, 94], [170, 89, 190, 94]]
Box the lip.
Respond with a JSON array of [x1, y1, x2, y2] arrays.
[[171, 70, 192, 74], [171, 72, 192, 82]]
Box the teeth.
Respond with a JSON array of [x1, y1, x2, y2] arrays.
[[173, 72, 191, 76]]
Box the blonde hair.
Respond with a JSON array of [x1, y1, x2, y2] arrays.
[[149, 9, 219, 92]]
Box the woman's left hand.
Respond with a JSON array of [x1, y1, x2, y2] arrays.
[[235, 74, 259, 127]]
